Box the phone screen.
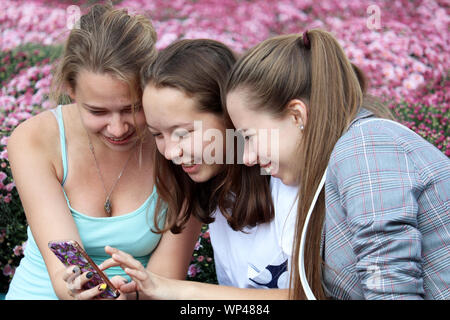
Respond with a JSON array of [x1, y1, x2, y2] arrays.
[[48, 240, 120, 299]]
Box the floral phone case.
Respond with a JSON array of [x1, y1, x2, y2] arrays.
[[48, 240, 120, 299]]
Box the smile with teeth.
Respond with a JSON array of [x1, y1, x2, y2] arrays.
[[106, 132, 133, 142], [109, 136, 128, 141], [263, 166, 273, 174], [260, 162, 273, 174]]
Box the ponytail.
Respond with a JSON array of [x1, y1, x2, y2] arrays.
[[290, 29, 363, 300]]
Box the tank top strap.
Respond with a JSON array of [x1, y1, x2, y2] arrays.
[[50, 105, 68, 185]]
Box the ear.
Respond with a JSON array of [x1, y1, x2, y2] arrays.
[[65, 82, 76, 101], [286, 99, 308, 128]]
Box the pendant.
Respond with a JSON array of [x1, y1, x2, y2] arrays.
[[104, 198, 112, 215]]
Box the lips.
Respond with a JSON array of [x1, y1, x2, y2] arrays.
[[104, 131, 135, 145], [181, 163, 200, 174]]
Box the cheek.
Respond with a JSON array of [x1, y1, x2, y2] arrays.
[[252, 131, 275, 162], [279, 128, 301, 165], [155, 139, 165, 155], [82, 115, 107, 133], [179, 131, 206, 159], [176, 137, 196, 158]]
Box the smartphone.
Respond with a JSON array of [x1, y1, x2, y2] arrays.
[[48, 240, 120, 299]]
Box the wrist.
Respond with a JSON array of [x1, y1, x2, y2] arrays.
[[152, 274, 185, 300], [142, 272, 169, 300]]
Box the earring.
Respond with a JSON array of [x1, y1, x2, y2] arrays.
[[299, 124, 304, 131]]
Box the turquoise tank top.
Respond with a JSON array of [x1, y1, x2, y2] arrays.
[[6, 105, 165, 299]]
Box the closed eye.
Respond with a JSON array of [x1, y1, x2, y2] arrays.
[[89, 110, 106, 116], [148, 128, 162, 138], [174, 129, 193, 139], [123, 103, 142, 113]]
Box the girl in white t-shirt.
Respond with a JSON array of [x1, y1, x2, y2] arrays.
[[100, 39, 299, 299]]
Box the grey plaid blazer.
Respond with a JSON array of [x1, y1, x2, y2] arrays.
[[322, 109, 449, 299]]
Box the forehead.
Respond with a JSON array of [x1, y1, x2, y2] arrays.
[[75, 70, 132, 106], [143, 85, 197, 120], [226, 90, 274, 130], [143, 85, 227, 132]]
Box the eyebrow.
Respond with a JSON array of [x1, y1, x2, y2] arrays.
[[84, 103, 139, 110], [147, 122, 194, 131]]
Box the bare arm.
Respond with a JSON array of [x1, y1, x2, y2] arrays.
[[8, 112, 82, 299], [145, 215, 203, 279], [149, 276, 289, 300], [102, 247, 290, 300]]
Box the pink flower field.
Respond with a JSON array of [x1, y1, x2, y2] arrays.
[[0, 0, 449, 290]]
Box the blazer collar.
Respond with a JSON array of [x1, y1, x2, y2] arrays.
[[346, 108, 375, 131]]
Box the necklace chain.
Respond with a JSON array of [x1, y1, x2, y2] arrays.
[[86, 134, 135, 216]]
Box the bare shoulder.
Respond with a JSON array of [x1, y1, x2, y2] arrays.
[[7, 107, 60, 158]]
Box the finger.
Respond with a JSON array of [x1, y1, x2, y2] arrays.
[[76, 283, 110, 300], [109, 247, 135, 261], [63, 265, 81, 282], [112, 252, 145, 271], [65, 267, 82, 292], [119, 281, 137, 293], [124, 267, 148, 282], [110, 275, 128, 288], [98, 257, 120, 271], [104, 245, 119, 256], [74, 271, 98, 289]]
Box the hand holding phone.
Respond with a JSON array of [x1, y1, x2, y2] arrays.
[[48, 240, 120, 299]]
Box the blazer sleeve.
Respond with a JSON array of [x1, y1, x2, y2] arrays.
[[328, 122, 426, 300]]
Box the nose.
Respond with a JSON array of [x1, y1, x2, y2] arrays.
[[243, 143, 258, 167], [107, 113, 129, 138], [163, 140, 183, 163]]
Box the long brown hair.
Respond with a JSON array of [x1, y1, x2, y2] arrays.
[[50, 2, 157, 136], [140, 39, 274, 234], [225, 29, 393, 299]]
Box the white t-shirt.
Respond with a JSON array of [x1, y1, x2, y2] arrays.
[[208, 177, 299, 289]]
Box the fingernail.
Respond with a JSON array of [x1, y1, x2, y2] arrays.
[[86, 271, 94, 279], [72, 266, 80, 274], [99, 283, 107, 291]]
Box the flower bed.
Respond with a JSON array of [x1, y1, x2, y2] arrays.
[[1, 0, 448, 292]]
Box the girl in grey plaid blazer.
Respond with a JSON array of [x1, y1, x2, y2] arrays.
[[225, 29, 449, 299]]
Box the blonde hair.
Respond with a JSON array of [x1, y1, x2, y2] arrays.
[[225, 29, 393, 299], [50, 3, 157, 123]]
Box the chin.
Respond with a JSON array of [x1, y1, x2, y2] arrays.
[[188, 172, 213, 183], [188, 165, 222, 183], [278, 173, 298, 186]]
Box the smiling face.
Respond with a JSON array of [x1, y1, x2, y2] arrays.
[[226, 89, 304, 186], [143, 84, 226, 183], [70, 70, 146, 152]]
